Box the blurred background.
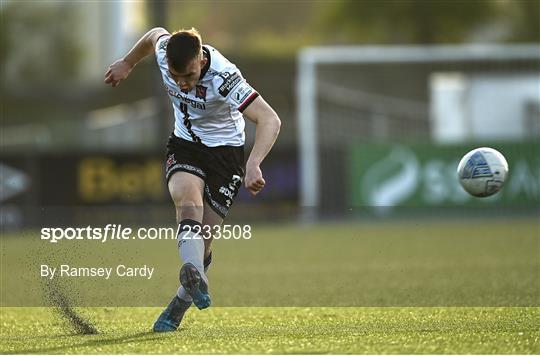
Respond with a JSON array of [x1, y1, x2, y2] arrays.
[[1, 0, 539, 228], [1, 0, 539, 308]]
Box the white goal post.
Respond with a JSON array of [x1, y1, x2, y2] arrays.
[[296, 44, 540, 218]]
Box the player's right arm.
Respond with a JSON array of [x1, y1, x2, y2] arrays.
[[104, 27, 169, 87]]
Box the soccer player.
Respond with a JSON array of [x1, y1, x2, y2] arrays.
[[104, 27, 281, 332]]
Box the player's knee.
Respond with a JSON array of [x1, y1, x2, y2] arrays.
[[168, 172, 204, 208], [174, 198, 204, 221], [170, 186, 203, 208], [173, 197, 200, 209], [170, 187, 197, 204]]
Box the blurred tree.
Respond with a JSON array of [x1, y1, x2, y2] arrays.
[[166, 1, 323, 57], [166, 0, 538, 57], [1, 3, 81, 89], [315, 0, 540, 45], [504, 0, 540, 42], [314, 0, 499, 44]]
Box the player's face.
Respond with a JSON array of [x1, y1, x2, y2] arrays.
[[168, 55, 208, 92]]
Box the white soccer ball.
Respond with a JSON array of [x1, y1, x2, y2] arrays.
[[457, 147, 508, 197]]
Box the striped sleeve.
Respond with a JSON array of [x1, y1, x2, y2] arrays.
[[237, 91, 259, 112], [214, 71, 259, 113]]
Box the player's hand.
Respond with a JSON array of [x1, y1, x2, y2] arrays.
[[245, 163, 265, 196], [104, 59, 132, 88]]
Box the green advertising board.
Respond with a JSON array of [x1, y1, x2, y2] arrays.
[[349, 142, 539, 207]]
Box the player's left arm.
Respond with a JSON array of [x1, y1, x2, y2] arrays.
[[242, 96, 281, 196]]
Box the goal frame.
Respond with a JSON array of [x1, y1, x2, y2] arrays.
[[296, 44, 540, 219]]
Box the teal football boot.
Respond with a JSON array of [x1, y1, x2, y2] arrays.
[[179, 262, 211, 310], [153, 295, 192, 332]]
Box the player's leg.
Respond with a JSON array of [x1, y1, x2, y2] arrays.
[[203, 200, 224, 253], [170, 176, 219, 284], [198, 144, 244, 270], [168, 201, 222, 327], [169, 171, 205, 223], [154, 142, 243, 332], [200, 201, 223, 283], [168, 171, 213, 311], [153, 171, 207, 332]]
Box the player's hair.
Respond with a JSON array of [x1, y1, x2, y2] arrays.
[[166, 28, 203, 71]]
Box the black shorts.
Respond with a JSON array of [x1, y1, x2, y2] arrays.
[[165, 133, 245, 218]]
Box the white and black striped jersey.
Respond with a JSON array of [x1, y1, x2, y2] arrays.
[[154, 35, 259, 147]]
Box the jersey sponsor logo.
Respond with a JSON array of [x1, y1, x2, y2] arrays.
[[195, 85, 207, 101], [219, 175, 242, 206], [218, 72, 242, 97], [231, 83, 254, 105], [165, 86, 206, 110], [219, 186, 234, 200]]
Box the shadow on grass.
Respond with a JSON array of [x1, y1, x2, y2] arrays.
[[11, 330, 175, 354]]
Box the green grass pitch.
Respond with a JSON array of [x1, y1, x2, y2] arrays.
[[1, 307, 538, 354], [1, 217, 539, 353]]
